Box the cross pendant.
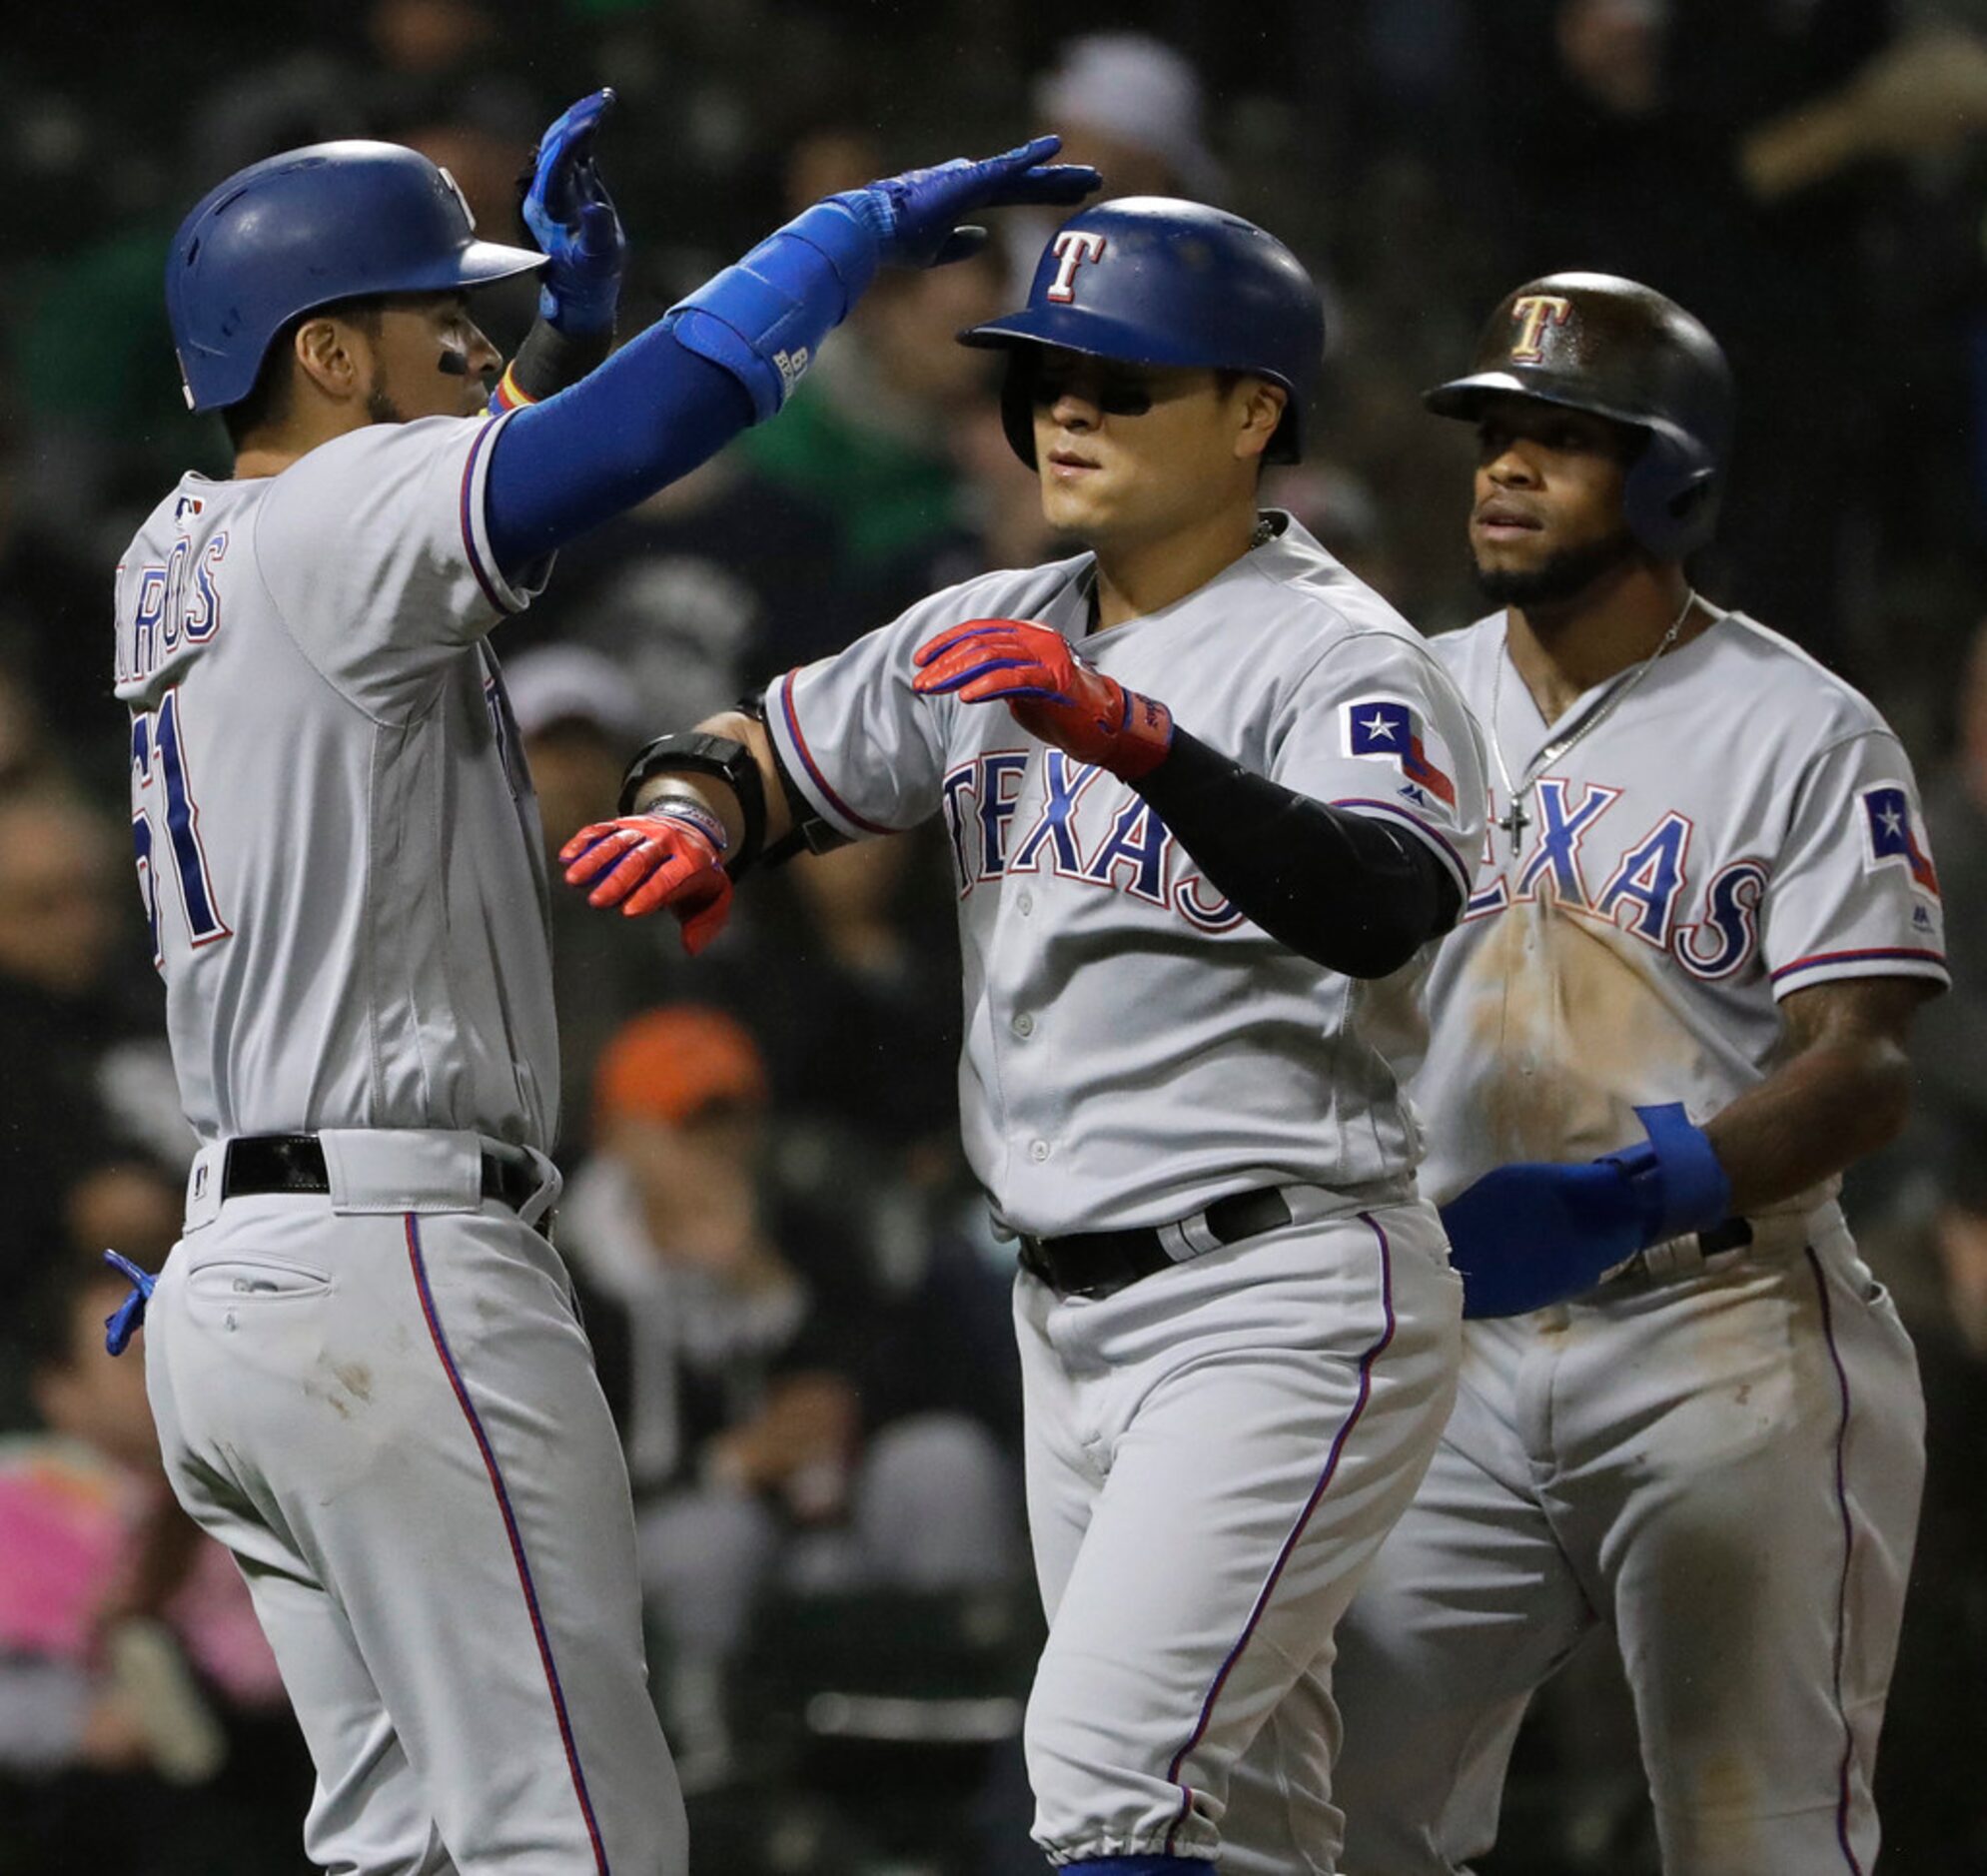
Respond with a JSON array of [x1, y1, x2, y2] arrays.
[[1498, 796, 1530, 855]]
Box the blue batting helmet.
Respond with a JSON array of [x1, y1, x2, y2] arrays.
[[166, 142, 546, 413], [1425, 272, 1736, 560], [959, 197, 1327, 466]]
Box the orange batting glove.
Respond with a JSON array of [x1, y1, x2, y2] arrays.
[[559, 805, 733, 954], [911, 618, 1174, 779]]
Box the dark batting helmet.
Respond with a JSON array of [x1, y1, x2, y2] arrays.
[[1425, 272, 1735, 559], [166, 142, 546, 413], [959, 197, 1327, 467]]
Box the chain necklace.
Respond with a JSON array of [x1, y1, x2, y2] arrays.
[[1489, 588, 1697, 855]]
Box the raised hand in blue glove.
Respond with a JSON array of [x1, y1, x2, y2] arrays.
[[834, 135, 1101, 271], [1440, 1103, 1732, 1319], [520, 88, 626, 337]]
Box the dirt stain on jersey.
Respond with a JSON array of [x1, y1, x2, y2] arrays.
[[1462, 896, 1699, 1164]]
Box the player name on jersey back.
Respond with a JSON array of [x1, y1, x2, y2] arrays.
[[1413, 608, 1947, 1206], [115, 492, 229, 692]]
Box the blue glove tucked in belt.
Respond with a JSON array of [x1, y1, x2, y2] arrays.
[[1440, 1103, 1732, 1319]]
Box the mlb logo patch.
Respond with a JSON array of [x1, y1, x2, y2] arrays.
[[1861, 784, 1939, 896], [1345, 698, 1456, 807]]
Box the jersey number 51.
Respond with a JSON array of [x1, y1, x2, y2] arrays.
[[131, 688, 230, 967]]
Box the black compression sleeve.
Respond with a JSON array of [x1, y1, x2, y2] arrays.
[[1133, 728, 1462, 978]]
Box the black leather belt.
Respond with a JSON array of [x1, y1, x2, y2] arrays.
[[1017, 1189, 1296, 1300], [1605, 1215, 1757, 1287], [221, 1135, 540, 1213], [1696, 1218, 1754, 1256]]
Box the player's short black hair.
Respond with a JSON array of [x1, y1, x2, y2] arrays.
[[221, 296, 387, 452]]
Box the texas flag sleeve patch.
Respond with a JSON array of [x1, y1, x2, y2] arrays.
[[1861, 783, 1940, 896], [1345, 698, 1458, 808]]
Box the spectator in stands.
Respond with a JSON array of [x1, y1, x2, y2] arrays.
[[734, 231, 1010, 587], [0, 406, 124, 781], [0, 790, 162, 1330], [880, 395, 1062, 612], [560, 1005, 1022, 1780], [0, 662, 58, 798], [747, 838, 967, 1186], [0, 1243, 305, 1873], [539, 452, 856, 722], [1031, 31, 1223, 204], [503, 644, 689, 1159], [1474, 2, 1987, 675]]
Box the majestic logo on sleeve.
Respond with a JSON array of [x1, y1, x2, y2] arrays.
[[1509, 294, 1572, 362], [1345, 699, 1456, 808], [1861, 785, 1940, 896], [1045, 230, 1108, 303]]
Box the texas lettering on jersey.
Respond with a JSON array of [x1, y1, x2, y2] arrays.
[[1466, 775, 1766, 979], [1463, 767, 1944, 984], [940, 747, 1241, 930]]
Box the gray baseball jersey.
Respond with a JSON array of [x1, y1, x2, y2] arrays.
[[1333, 604, 1941, 1874], [113, 414, 558, 1151], [1413, 604, 1948, 1207], [120, 414, 688, 1873], [768, 513, 1482, 1871], [765, 514, 1489, 1237]]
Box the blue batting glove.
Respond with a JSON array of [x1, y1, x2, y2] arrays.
[[834, 135, 1101, 270], [103, 1250, 158, 1357], [521, 88, 627, 336], [1442, 1104, 1732, 1319], [1594, 1101, 1732, 1245]]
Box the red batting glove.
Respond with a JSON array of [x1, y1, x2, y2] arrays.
[[559, 807, 733, 954], [910, 618, 1173, 779]]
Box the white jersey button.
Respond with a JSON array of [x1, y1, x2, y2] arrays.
[[1030, 1139, 1051, 1162], [1013, 1013, 1035, 1038], [1017, 890, 1035, 915]]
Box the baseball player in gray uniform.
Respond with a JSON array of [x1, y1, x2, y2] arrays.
[[1330, 275, 1943, 1875], [112, 106, 1096, 1874], [559, 199, 1486, 1876]]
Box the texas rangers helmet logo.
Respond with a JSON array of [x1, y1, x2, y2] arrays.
[[1860, 784, 1940, 896], [1045, 230, 1108, 303], [1509, 294, 1573, 363]]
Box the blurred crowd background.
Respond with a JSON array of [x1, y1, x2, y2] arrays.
[[4, 1, 1987, 1871]]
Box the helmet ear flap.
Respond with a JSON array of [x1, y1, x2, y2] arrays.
[[999, 353, 1039, 469], [1622, 432, 1720, 560]]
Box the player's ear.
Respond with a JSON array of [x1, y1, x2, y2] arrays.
[[1235, 377, 1287, 464], [293, 316, 366, 404]]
